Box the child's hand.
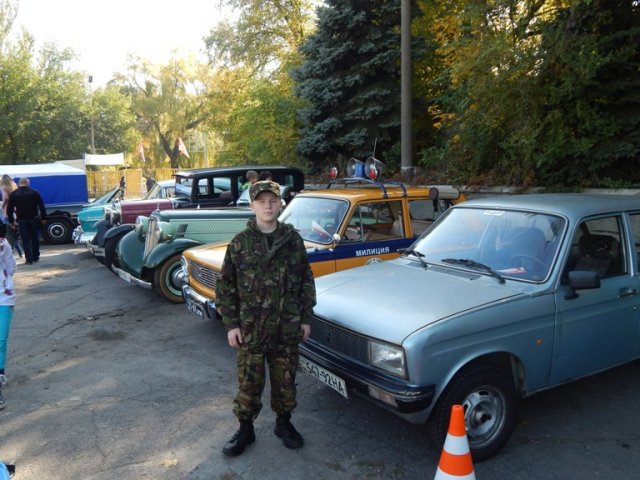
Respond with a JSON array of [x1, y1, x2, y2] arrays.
[[227, 328, 243, 349]]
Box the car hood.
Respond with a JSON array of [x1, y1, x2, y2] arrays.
[[152, 208, 253, 222], [78, 205, 106, 220], [184, 242, 228, 267], [313, 259, 527, 345]]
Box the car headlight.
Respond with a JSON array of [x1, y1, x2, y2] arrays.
[[156, 222, 165, 242], [369, 341, 406, 377], [135, 216, 149, 236]]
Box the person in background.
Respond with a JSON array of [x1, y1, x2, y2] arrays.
[[146, 176, 156, 193], [257, 170, 272, 181], [216, 180, 316, 457], [6, 177, 46, 266], [241, 170, 258, 191], [119, 176, 126, 200], [0, 175, 22, 258], [0, 222, 16, 410]]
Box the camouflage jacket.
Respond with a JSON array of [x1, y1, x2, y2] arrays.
[[215, 219, 316, 349]]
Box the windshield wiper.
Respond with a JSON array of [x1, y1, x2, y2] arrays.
[[441, 258, 505, 284], [401, 248, 428, 269]]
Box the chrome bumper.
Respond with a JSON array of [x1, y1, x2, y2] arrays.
[[182, 285, 218, 320], [85, 239, 105, 256], [112, 267, 152, 289], [72, 225, 84, 243], [73, 225, 98, 245]]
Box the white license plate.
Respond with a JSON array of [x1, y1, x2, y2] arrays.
[[186, 298, 204, 319], [299, 357, 348, 399]]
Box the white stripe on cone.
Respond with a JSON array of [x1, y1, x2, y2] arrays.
[[434, 469, 476, 480], [442, 433, 471, 456]]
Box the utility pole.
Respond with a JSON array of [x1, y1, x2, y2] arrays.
[[400, 0, 416, 182], [89, 75, 96, 154]]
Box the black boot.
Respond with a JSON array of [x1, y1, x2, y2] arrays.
[[222, 420, 255, 456], [274, 413, 304, 449]]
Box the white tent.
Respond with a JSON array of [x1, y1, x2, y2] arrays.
[[84, 153, 125, 166], [2, 162, 86, 178]]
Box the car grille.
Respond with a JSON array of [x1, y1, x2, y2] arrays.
[[191, 261, 219, 290], [144, 218, 160, 257], [309, 315, 368, 364]]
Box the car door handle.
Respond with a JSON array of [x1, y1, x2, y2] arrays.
[[617, 287, 637, 299]]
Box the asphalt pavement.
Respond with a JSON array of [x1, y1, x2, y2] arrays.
[[0, 244, 639, 479]]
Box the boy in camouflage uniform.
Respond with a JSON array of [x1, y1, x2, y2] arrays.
[[216, 180, 316, 456]]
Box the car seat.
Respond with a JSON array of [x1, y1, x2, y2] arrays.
[[574, 234, 620, 278]]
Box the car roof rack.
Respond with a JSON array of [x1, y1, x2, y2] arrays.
[[326, 177, 407, 198]]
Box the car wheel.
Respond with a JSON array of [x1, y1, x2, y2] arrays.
[[428, 364, 518, 462], [153, 254, 184, 303], [104, 237, 121, 273], [42, 218, 73, 245]]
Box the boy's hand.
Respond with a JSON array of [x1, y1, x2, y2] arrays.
[[227, 328, 243, 349], [301, 324, 311, 342]]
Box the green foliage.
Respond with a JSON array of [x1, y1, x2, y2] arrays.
[[91, 85, 137, 155], [215, 71, 306, 167], [0, 38, 92, 162], [116, 56, 216, 168], [416, 0, 640, 188], [204, 1, 317, 168], [292, 0, 406, 167], [206, 0, 316, 75], [0, 10, 135, 164]]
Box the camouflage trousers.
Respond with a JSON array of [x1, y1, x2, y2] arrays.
[[233, 343, 299, 422]]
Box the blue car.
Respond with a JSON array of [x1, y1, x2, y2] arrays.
[[300, 194, 640, 461], [73, 180, 174, 244]]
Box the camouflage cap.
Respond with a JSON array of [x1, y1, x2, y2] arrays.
[[249, 180, 281, 201]]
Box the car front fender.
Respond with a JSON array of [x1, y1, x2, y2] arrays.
[[144, 238, 203, 270], [104, 223, 135, 242], [116, 230, 146, 276], [93, 219, 113, 247]]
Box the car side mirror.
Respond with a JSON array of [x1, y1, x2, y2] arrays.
[[333, 233, 341, 244], [565, 270, 601, 300]]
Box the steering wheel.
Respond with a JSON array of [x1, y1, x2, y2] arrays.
[[510, 254, 546, 271], [324, 223, 336, 234]]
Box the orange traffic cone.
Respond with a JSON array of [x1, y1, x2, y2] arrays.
[[434, 404, 476, 479]]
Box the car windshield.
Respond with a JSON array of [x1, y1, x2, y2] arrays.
[[279, 196, 349, 244], [411, 207, 566, 282], [91, 187, 120, 206], [144, 182, 174, 200]]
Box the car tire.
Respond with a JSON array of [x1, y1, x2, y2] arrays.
[[428, 364, 518, 462], [153, 254, 184, 303], [104, 237, 121, 273], [42, 218, 73, 245]]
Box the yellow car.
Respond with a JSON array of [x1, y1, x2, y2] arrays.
[[181, 181, 464, 320]]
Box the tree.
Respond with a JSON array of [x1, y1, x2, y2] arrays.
[[416, 0, 640, 187], [116, 56, 216, 169], [291, 0, 407, 169], [204, 0, 317, 168], [535, 0, 640, 186], [0, 0, 17, 52], [0, 37, 92, 163], [205, 0, 317, 75], [90, 85, 137, 155], [213, 68, 305, 166]]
